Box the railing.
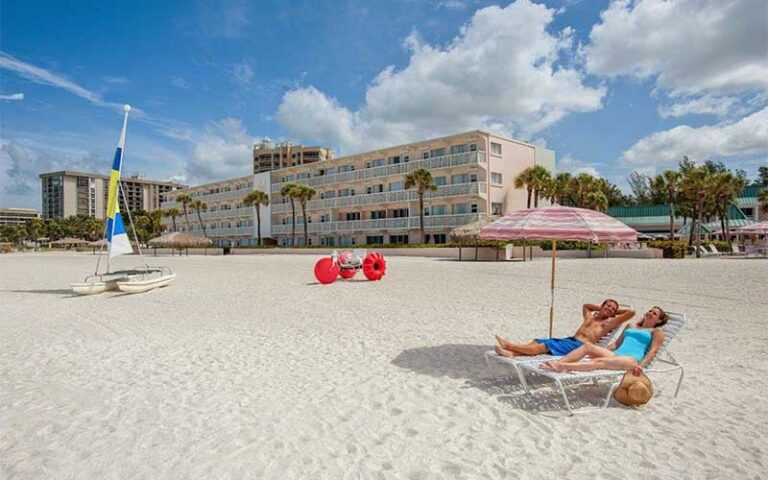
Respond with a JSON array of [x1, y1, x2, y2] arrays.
[[271, 150, 487, 192], [271, 182, 487, 214], [271, 213, 487, 235], [204, 226, 255, 237], [161, 188, 253, 208], [198, 207, 254, 220]]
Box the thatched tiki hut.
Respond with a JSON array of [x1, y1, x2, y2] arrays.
[[50, 237, 89, 249], [147, 232, 213, 256], [450, 215, 502, 261]]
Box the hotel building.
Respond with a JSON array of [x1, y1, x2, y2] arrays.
[[161, 130, 554, 247], [0, 208, 41, 226], [270, 130, 554, 246], [160, 173, 272, 247], [39, 171, 185, 220], [253, 140, 333, 173]]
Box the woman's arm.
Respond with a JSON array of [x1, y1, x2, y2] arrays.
[[607, 331, 626, 351], [639, 328, 666, 368]]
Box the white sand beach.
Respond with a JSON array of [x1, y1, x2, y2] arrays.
[[1, 252, 766, 479]]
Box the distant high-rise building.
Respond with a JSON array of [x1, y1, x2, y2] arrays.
[[39, 171, 186, 219], [253, 139, 333, 174]]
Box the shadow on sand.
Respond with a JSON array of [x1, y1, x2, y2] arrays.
[[391, 343, 623, 415], [5, 288, 78, 297]]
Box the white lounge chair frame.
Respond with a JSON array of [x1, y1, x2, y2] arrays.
[[520, 312, 686, 415], [484, 314, 631, 394]]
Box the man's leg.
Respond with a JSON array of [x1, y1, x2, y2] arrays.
[[495, 339, 548, 356]]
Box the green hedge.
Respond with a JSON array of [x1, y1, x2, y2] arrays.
[[648, 240, 687, 258]]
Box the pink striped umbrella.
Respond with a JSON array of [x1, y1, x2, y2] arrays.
[[479, 206, 638, 337], [737, 221, 768, 234]]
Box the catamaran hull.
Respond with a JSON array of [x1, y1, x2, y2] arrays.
[[71, 279, 124, 295], [116, 273, 176, 294]]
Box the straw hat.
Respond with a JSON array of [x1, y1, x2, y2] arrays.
[[614, 370, 654, 407]]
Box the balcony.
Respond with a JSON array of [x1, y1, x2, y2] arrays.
[[203, 226, 255, 237], [198, 207, 254, 220], [271, 182, 487, 214], [271, 213, 487, 235], [271, 150, 486, 192]]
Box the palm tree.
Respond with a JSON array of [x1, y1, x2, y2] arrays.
[[148, 209, 165, 237], [759, 188, 768, 215], [25, 218, 45, 246], [679, 165, 715, 257], [405, 168, 438, 244], [280, 183, 300, 246], [295, 185, 316, 246], [529, 165, 552, 207], [652, 170, 681, 240], [243, 190, 270, 246], [570, 173, 601, 208], [544, 172, 572, 206], [585, 191, 608, 212], [175, 193, 193, 231], [191, 199, 208, 237], [514, 167, 536, 208], [164, 208, 182, 232]]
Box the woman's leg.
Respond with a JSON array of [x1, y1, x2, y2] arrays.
[[557, 356, 638, 372]]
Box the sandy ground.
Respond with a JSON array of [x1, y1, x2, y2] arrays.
[[1, 252, 766, 479]]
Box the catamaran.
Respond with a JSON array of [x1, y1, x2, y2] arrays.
[[71, 105, 176, 295]]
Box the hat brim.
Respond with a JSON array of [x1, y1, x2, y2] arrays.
[[614, 371, 654, 406]]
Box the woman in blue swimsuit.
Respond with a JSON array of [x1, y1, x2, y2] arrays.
[[542, 306, 668, 374]]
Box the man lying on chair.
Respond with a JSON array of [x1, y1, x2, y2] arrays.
[[494, 299, 635, 358]]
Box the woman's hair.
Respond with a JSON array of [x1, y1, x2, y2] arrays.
[[637, 306, 669, 327]]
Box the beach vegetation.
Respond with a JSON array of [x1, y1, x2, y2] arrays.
[[243, 190, 270, 246], [404, 168, 438, 243]]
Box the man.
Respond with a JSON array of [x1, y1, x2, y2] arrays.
[[494, 299, 634, 358]]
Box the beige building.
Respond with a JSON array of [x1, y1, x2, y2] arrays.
[[0, 208, 41, 226], [39, 171, 185, 219], [253, 140, 333, 174], [271, 130, 555, 246], [161, 173, 272, 247]]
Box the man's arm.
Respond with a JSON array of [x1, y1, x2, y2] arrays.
[[609, 308, 635, 330], [582, 303, 600, 318]]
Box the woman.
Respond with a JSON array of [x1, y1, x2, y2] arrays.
[[542, 306, 668, 374]]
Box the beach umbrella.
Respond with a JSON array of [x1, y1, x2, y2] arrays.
[[737, 221, 768, 256], [147, 232, 213, 249], [479, 205, 638, 337]]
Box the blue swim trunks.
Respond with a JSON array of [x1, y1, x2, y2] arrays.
[[534, 337, 583, 356]]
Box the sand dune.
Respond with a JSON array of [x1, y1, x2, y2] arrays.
[[1, 253, 766, 479]]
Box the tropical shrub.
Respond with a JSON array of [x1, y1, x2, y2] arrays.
[[648, 240, 687, 258]]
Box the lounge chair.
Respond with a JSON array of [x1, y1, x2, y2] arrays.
[[697, 245, 716, 257], [484, 316, 631, 394], [708, 244, 722, 255], [520, 312, 686, 415], [731, 244, 744, 256]]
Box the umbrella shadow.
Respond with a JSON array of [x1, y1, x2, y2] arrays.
[[391, 343, 625, 415]]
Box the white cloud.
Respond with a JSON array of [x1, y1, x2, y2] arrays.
[[657, 95, 741, 118], [277, 0, 605, 154], [436, 0, 467, 10], [0, 92, 24, 101], [557, 154, 602, 177], [584, 0, 768, 103], [170, 76, 192, 89], [185, 118, 256, 183], [233, 60, 254, 87], [0, 51, 126, 112], [620, 106, 768, 167], [196, 0, 250, 38]]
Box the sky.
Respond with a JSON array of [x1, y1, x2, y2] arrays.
[[1, 0, 766, 209]]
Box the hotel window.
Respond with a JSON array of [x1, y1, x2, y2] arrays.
[[432, 234, 447, 244], [491, 142, 502, 155], [338, 236, 356, 247], [370, 210, 387, 220], [471, 203, 478, 213], [469, 143, 477, 151], [366, 235, 384, 245], [388, 156, 401, 165], [345, 212, 361, 221], [451, 173, 477, 184], [366, 184, 384, 194], [403, 154, 410, 162], [320, 214, 331, 223], [338, 165, 355, 173], [433, 176, 447, 186], [492, 202, 503, 215], [432, 204, 447, 216], [450, 144, 468, 155], [390, 208, 409, 218], [323, 190, 336, 199], [388, 181, 404, 192], [422, 150, 430, 159], [297, 172, 311, 179], [430, 147, 446, 158], [491, 172, 503, 185], [452, 203, 469, 214], [389, 235, 409, 244]]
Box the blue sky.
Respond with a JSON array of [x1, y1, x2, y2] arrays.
[[1, 0, 766, 208]]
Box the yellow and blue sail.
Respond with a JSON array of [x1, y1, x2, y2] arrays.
[[105, 109, 134, 257]]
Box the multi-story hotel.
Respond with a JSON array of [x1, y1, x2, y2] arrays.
[[0, 208, 41, 226], [39, 171, 185, 219], [270, 130, 554, 246], [162, 130, 555, 247], [253, 140, 333, 174], [160, 173, 271, 247]]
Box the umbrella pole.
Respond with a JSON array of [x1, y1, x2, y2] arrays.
[[549, 240, 557, 338]]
